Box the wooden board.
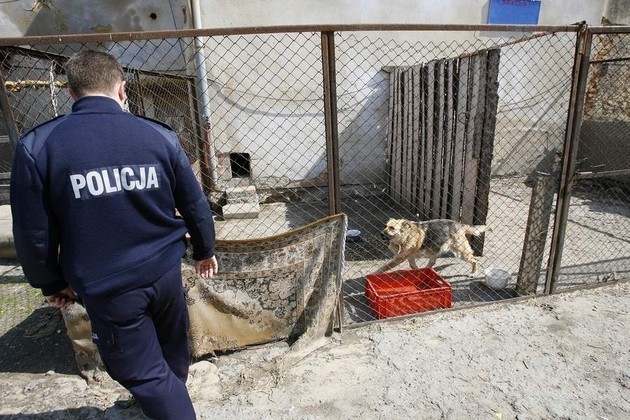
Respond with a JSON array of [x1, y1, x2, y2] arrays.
[[471, 49, 501, 255], [450, 56, 470, 221], [441, 59, 456, 219], [423, 61, 436, 218], [431, 59, 446, 219]]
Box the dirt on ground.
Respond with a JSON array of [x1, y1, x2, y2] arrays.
[[0, 280, 628, 419]]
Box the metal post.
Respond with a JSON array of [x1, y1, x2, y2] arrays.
[[544, 24, 593, 294], [321, 31, 343, 332], [191, 0, 219, 192], [321, 31, 342, 216]]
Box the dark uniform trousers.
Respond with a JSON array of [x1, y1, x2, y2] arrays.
[[81, 263, 196, 419]]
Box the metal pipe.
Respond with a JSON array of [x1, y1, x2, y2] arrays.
[[0, 24, 586, 47], [575, 169, 630, 179], [190, 0, 218, 190], [589, 57, 630, 65], [544, 24, 593, 294], [321, 31, 342, 216], [590, 26, 630, 34], [321, 31, 343, 332]]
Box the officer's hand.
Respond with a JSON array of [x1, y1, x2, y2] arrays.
[[195, 256, 218, 279], [45, 287, 78, 308]]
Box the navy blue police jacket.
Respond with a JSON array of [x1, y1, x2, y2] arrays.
[[10, 96, 215, 297]]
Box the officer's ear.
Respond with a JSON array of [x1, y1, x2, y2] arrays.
[[117, 80, 126, 102]]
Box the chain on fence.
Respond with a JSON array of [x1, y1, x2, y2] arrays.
[[0, 27, 628, 334]]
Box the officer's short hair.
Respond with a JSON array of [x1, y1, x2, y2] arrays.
[[65, 50, 124, 98]]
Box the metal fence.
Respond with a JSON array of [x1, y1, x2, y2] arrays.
[[550, 27, 630, 292], [0, 24, 628, 331]]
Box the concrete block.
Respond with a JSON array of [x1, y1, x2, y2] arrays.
[[222, 202, 261, 219]]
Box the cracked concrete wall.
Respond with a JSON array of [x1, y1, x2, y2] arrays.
[[604, 0, 630, 25], [0, 0, 190, 37]]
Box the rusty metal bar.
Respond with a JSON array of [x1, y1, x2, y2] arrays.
[[589, 26, 630, 34], [589, 57, 630, 65], [574, 169, 630, 179], [459, 30, 559, 59], [0, 24, 582, 47], [321, 31, 341, 216], [186, 79, 204, 172], [544, 24, 593, 295], [321, 31, 343, 332]]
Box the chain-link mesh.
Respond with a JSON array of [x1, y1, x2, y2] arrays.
[[336, 31, 577, 322], [202, 32, 330, 238], [0, 26, 628, 330], [557, 31, 630, 290]]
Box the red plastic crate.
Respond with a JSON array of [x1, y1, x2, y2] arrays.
[[365, 268, 452, 319]]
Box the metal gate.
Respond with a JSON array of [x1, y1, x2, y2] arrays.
[[547, 27, 630, 292]]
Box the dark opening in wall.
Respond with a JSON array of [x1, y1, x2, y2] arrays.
[[230, 152, 251, 178]]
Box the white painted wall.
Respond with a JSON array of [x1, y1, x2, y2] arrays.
[[190, 0, 621, 183], [1, 1, 616, 37], [199, 0, 605, 27]]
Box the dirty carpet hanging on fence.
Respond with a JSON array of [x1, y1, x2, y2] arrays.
[[62, 214, 347, 374], [184, 213, 347, 357]]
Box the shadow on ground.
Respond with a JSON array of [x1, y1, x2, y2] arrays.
[[0, 404, 145, 419], [0, 307, 77, 375]]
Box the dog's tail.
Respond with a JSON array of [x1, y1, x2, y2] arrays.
[[465, 225, 492, 236]]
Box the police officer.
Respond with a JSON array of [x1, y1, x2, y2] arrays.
[[10, 50, 217, 419]]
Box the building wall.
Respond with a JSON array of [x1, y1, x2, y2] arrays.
[[604, 0, 630, 24], [1, 1, 626, 185], [0, 0, 189, 37], [198, 0, 605, 28], [0, 0, 614, 38]]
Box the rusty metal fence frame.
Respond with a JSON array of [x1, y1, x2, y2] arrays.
[[547, 25, 630, 294], [0, 23, 628, 331]]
